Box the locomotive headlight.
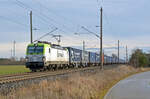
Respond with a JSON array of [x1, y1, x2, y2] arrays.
[[42, 56, 46, 61], [25, 57, 29, 61]]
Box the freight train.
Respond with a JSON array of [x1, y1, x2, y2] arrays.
[[25, 41, 125, 71]]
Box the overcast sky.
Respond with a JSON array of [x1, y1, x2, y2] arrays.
[[0, 0, 150, 59]]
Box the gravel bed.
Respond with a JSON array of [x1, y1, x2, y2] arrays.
[[0, 67, 100, 95]]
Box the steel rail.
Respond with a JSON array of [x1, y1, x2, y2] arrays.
[[0, 66, 100, 84]]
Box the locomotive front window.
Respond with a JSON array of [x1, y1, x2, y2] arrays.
[[28, 46, 44, 54]]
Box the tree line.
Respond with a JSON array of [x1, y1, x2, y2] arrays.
[[0, 58, 25, 65]]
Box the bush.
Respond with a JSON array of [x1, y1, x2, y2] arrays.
[[130, 49, 149, 67]]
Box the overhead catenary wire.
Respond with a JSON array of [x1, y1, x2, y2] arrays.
[[14, 0, 102, 44], [9, 1, 50, 30], [14, 0, 56, 29], [10, 0, 80, 40], [15, 2, 67, 37], [14, 0, 75, 33], [20, 0, 94, 36], [34, 28, 58, 42], [0, 15, 29, 28], [16, 0, 114, 50], [9, 0, 101, 36], [34, 0, 91, 32], [33, 0, 77, 29], [1, 1, 32, 27], [96, 0, 104, 9]]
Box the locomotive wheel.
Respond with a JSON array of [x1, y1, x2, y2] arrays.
[[31, 69, 37, 72]]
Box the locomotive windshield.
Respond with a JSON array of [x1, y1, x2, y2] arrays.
[[27, 46, 44, 54]]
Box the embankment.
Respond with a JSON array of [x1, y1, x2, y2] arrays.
[[1, 65, 150, 99]]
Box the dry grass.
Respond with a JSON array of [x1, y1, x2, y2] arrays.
[[1, 65, 150, 99]]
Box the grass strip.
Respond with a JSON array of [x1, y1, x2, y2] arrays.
[[0, 65, 30, 75]]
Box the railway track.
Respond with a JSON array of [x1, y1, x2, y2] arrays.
[[0, 66, 101, 85]]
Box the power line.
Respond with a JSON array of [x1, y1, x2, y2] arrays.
[[34, 28, 58, 42], [0, 15, 28, 28], [96, 0, 104, 8], [13, 0, 105, 46], [33, 0, 77, 28], [13, 41, 16, 58], [34, 0, 88, 33], [14, 0, 74, 33], [8, 1, 47, 28], [14, 0, 57, 29], [126, 45, 128, 63], [14, 0, 101, 43], [15, 0, 29, 10], [14, 0, 55, 28], [81, 26, 100, 38], [118, 40, 120, 63], [13, 0, 50, 29]]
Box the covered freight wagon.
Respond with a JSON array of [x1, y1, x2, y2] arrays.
[[95, 53, 100, 65], [65, 47, 82, 67], [106, 56, 112, 64], [89, 52, 96, 66], [82, 51, 89, 67], [104, 55, 107, 64]]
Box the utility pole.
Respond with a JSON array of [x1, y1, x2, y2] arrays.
[[10, 49, 12, 58], [13, 41, 16, 58], [126, 45, 128, 64], [118, 40, 120, 63], [30, 11, 33, 43], [100, 7, 103, 70], [82, 41, 85, 63]]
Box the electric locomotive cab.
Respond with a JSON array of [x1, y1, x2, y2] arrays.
[[25, 43, 46, 71]]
